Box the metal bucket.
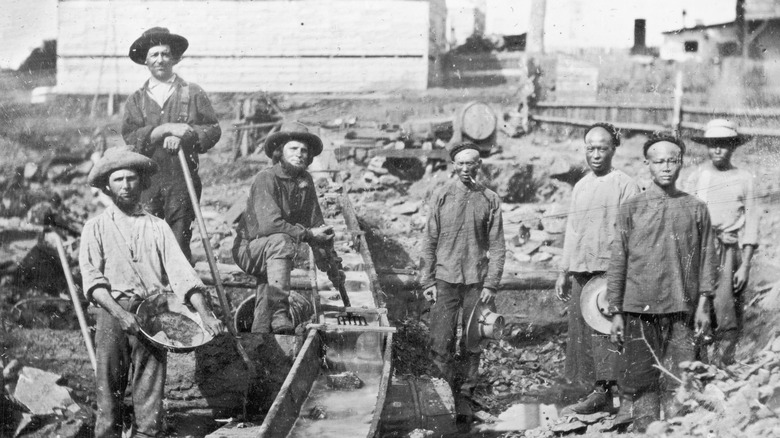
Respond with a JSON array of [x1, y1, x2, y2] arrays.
[[136, 293, 215, 353]]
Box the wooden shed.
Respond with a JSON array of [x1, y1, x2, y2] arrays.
[[56, 0, 447, 94]]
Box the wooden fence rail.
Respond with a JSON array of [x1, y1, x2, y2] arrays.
[[532, 101, 780, 138]]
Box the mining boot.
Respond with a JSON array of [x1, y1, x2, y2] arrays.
[[613, 391, 660, 433], [267, 259, 295, 334], [560, 388, 608, 416]]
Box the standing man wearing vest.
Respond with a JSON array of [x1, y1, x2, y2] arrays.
[[122, 27, 221, 262]]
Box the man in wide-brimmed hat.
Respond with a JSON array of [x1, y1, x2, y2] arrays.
[[122, 27, 221, 263], [683, 119, 758, 366], [233, 121, 343, 334], [80, 147, 224, 437], [556, 123, 640, 416], [607, 136, 717, 431], [420, 141, 505, 397]]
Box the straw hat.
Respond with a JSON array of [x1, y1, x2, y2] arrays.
[[129, 27, 189, 65], [87, 147, 158, 188], [580, 274, 612, 335], [264, 121, 323, 158], [464, 301, 505, 353], [690, 119, 751, 147]]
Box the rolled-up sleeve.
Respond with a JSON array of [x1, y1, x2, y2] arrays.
[[189, 86, 221, 154], [607, 202, 631, 314], [79, 220, 110, 302], [157, 220, 205, 303], [741, 172, 760, 247], [121, 92, 155, 156], [419, 193, 442, 289]]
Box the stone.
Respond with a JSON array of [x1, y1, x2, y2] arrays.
[[531, 252, 553, 263], [390, 201, 421, 216], [379, 174, 401, 186], [645, 420, 670, 435], [540, 203, 567, 234], [528, 229, 551, 243], [551, 419, 586, 433], [326, 371, 364, 390], [14, 367, 75, 415], [511, 251, 531, 263]]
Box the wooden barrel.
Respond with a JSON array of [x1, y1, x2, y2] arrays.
[[458, 101, 497, 141]]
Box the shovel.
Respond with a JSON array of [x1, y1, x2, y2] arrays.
[[51, 231, 97, 373], [177, 148, 258, 415]]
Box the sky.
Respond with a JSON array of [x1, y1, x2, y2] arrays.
[[485, 0, 737, 49], [0, 0, 739, 70]]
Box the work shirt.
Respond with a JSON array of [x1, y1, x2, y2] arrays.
[[420, 180, 505, 291], [607, 184, 718, 315], [79, 204, 204, 303], [122, 75, 221, 191], [682, 164, 759, 247], [560, 169, 640, 273], [237, 163, 326, 241], [147, 74, 176, 108]]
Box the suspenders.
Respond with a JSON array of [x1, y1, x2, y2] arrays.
[[139, 79, 190, 124]]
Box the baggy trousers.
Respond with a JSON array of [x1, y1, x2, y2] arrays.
[[94, 299, 166, 438], [232, 233, 297, 333], [564, 272, 619, 386], [428, 280, 482, 389], [142, 176, 200, 263], [617, 313, 694, 399], [712, 241, 743, 365]]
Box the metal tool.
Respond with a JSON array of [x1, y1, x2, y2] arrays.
[[51, 231, 97, 373], [328, 258, 367, 326], [177, 148, 257, 417]]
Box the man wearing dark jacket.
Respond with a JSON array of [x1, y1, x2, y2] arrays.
[[233, 122, 342, 334], [122, 27, 221, 262]]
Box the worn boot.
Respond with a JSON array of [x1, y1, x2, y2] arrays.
[[613, 391, 660, 432], [560, 382, 612, 416], [713, 330, 739, 367], [267, 259, 294, 334]]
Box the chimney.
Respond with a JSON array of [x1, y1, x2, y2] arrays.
[[633, 19, 647, 49]]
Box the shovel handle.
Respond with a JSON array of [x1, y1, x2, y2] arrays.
[[177, 148, 256, 375], [51, 232, 97, 373]]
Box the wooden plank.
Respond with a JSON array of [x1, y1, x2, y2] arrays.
[[369, 148, 450, 160], [340, 194, 387, 308], [368, 332, 393, 438], [531, 115, 667, 133], [683, 106, 780, 118], [256, 330, 321, 437], [536, 102, 673, 111]]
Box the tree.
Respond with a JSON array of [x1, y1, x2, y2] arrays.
[[527, 0, 547, 54]]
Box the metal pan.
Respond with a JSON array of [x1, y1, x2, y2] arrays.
[[136, 293, 214, 353]]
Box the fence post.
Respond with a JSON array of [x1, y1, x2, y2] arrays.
[[672, 71, 683, 137]]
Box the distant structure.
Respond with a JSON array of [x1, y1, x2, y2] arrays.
[[447, 0, 486, 48], [660, 22, 737, 62], [56, 0, 447, 94], [661, 0, 780, 62]]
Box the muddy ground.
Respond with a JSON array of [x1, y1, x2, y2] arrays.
[[3, 85, 780, 437]]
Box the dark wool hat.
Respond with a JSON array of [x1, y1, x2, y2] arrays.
[[264, 121, 323, 158], [129, 27, 189, 65], [88, 147, 158, 188], [643, 135, 686, 158], [690, 119, 752, 147], [448, 141, 480, 160], [584, 122, 621, 147]]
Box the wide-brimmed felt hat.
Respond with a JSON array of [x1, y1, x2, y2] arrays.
[[448, 141, 480, 160], [88, 147, 158, 188], [580, 274, 611, 335], [465, 300, 505, 353], [129, 27, 189, 65], [264, 121, 323, 158], [691, 119, 751, 147]]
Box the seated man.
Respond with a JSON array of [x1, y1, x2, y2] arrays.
[[80, 147, 224, 437], [608, 136, 717, 431], [233, 122, 342, 334]]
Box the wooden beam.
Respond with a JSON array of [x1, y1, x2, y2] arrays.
[[531, 115, 667, 133]]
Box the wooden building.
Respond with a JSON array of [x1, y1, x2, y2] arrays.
[[56, 0, 447, 94], [660, 22, 738, 62]]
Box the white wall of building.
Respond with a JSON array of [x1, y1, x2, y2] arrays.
[[57, 0, 442, 94]]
